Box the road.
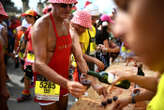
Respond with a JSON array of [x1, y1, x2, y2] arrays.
[[6, 58, 75, 110]]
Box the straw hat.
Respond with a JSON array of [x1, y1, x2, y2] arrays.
[[71, 10, 92, 28]]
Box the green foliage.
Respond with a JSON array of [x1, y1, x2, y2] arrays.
[[0, 0, 21, 13]]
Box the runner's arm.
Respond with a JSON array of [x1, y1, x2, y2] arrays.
[[1, 27, 8, 49], [0, 41, 7, 89], [70, 27, 89, 73]]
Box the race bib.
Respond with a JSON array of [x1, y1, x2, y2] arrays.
[[35, 74, 60, 101], [27, 53, 35, 63]]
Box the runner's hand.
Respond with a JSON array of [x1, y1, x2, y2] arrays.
[[0, 87, 10, 100], [67, 81, 87, 98], [80, 73, 88, 82], [111, 97, 131, 110]]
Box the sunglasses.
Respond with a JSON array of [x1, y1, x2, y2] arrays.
[[58, 3, 75, 8]]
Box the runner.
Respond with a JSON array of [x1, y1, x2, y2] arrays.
[[14, 19, 30, 68], [71, 10, 107, 96], [17, 9, 40, 102], [111, 0, 164, 110], [15, 19, 30, 82], [31, 0, 88, 110], [0, 4, 9, 81], [0, 2, 9, 110]]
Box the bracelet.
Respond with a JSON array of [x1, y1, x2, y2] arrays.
[[131, 89, 140, 104], [131, 94, 136, 104]]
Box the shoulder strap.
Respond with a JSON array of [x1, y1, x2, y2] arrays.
[[86, 29, 92, 54], [49, 13, 59, 37]]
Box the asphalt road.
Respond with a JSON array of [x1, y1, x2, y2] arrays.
[[6, 58, 75, 110]]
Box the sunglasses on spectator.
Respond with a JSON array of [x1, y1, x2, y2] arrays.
[[58, 3, 75, 8]]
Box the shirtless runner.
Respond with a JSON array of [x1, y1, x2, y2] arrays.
[[0, 2, 9, 110], [31, 0, 88, 110]]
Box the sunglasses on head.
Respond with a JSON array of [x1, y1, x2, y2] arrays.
[[58, 3, 75, 8]]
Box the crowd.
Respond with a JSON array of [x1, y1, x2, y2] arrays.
[[0, 0, 164, 110]]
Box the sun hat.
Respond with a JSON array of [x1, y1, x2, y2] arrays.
[[0, 2, 8, 18], [100, 14, 114, 24], [84, 4, 100, 16], [48, 0, 77, 4], [21, 9, 38, 17], [71, 10, 92, 28]]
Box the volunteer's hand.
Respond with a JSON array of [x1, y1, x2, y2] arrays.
[[111, 96, 131, 110], [110, 70, 136, 91], [92, 84, 107, 97], [67, 81, 87, 98]]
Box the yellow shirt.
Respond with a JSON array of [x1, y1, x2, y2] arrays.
[[80, 26, 96, 54], [121, 45, 131, 53], [147, 73, 164, 110]]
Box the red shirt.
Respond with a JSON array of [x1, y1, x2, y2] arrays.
[[25, 26, 33, 52]]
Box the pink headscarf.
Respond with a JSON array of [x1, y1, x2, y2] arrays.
[[71, 10, 92, 28], [101, 14, 114, 24]]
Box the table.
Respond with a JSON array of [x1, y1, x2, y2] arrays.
[[70, 63, 155, 110]]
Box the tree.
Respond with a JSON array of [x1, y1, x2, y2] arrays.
[[0, 0, 21, 13], [21, 0, 29, 12]]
